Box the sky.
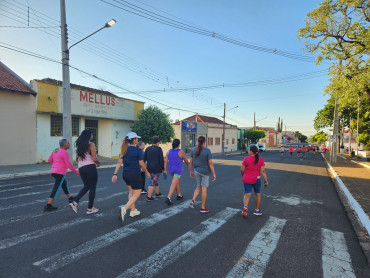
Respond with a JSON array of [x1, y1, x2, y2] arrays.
[[0, 0, 332, 136]]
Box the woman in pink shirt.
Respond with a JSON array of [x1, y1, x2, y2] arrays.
[[45, 138, 79, 211], [241, 145, 268, 217]]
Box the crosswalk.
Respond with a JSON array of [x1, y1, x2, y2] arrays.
[[0, 179, 359, 277]]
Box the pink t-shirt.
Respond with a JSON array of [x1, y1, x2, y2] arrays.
[[289, 147, 293, 152], [242, 156, 265, 184], [48, 148, 79, 175]]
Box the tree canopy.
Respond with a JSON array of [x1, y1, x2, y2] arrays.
[[312, 131, 328, 143], [131, 106, 175, 144], [298, 0, 370, 104], [244, 130, 266, 144]]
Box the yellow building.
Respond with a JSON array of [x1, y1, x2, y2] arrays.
[[31, 78, 144, 162]]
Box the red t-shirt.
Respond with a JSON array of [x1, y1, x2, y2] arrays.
[[289, 147, 293, 152], [242, 156, 265, 184]]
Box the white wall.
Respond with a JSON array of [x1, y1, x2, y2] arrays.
[[111, 120, 132, 158], [36, 114, 78, 162], [98, 119, 112, 157], [207, 124, 237, 154], [0, 91, 37, 165]]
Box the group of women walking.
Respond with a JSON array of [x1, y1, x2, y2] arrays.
[[45, 131, 269, 222]]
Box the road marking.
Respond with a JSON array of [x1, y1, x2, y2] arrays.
[[0, 180, 52, 188], [226, 216, 287, 278], [321, 228, 356, 278], [117, 207, 239, 278], [0, 192, 125, 226], [33, 201, 194, 273], [0, 216, 102, 250], [0, 183, 54, 193], [265, 194, 323, 206], [0, 184, 81, 200]]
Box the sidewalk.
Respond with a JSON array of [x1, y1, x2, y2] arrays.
[[321, 152, 370, 262], [0, 156, 117, 179]]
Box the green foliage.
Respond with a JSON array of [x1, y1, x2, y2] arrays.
[[298, 0, 370, 103], [359, 133, 370, 145], [294, 131, 308, 143], [312, 131, 328, 143], [244, 130, 266, 144], [131, 106, 175, 144]]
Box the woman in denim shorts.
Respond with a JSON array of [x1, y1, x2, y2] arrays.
[[241, 145, 268, 217]]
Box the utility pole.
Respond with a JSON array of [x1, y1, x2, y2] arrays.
[[285, 124, 287, 144], [356, 95, 360, 156], [331, 97, 340, 162], [222, 103, 226, 155], [60, 0, 72, 159], [254, 112, 256, 130]]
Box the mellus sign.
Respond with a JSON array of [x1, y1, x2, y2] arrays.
[[80, 91, 115, 106]]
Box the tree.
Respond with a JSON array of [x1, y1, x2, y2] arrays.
[[312, 131, 328, 143], [244, 130, 266, 144], [131, 106, 175, 144], [298, 0, 370, 103], [294, 131, 308, 143]]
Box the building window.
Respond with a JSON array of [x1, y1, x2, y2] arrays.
[[50, 115, 79, 136], [215, 137, 220, 145], [232, 138, 235, 144], [208, 137, 213, 146], [226, 139, 229, 145]]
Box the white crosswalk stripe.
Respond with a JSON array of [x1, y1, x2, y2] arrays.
[[33, 201, 194, 273], [0, 215, 104, 250], [117, 207, 239, 278], [226, 216, 287, 278], [321, 228, 356, 278], [0, 183, 54, 193], [0, 192, 125, 226]]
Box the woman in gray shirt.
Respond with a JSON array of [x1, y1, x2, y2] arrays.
[[189, 136, 216, 213]]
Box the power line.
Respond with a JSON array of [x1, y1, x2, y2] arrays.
[[101, 0, 319, 62]]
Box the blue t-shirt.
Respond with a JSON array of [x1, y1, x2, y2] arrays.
[[122, 146, 144, 173]]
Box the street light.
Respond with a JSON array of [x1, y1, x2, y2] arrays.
[[222, 104, 238, 155], [60, 0, 116, 158]]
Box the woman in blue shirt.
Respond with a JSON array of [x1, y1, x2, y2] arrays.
[[112, 132, 150, 223]]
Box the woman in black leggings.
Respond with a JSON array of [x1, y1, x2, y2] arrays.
[[72, 130, 100, 214]]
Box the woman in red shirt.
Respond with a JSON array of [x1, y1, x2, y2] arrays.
[[241, 145, 268, 217]]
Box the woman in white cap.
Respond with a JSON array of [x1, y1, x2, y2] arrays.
[[112, 132, 150, 223]]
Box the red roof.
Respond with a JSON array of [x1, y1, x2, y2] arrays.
[[0, 62, 37, 96], [36, 78, 119, 98], [174, 114, 225, 125]]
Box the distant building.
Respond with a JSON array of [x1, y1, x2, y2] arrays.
[[170, 114, 238, 154], [0, 61, 37, 165], [31, 78, 144, 162]]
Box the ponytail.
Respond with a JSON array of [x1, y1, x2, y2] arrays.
[[120, 137, 129, 157], [249, 145, 259, 165], [195, 136, 206, 157], [172, 139, 180, 150]]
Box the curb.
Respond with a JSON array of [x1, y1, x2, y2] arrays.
[[351, 160, 370, 170], [321, 153, 370, 264], [0, 164, 117, 180]]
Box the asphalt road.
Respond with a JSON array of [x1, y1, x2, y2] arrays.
[[0, 151, 369, 278]]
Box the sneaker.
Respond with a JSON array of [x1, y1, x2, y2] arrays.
[[141, 189, 147, 194], [165, 198, 173, 206], [176, 195, 184, 200], [241, 208, 248, 218], [189, 200, 195, 208], [129, 209, 141, 217], [200, 208, 210, 213], [155, 192, 162, 198], [69, 202, 77, 213], [86, 208, 99, 214], [146, 196, 155, 202], [253, 209, 262, 216], [44, 204, 57, 211], [119, 206, 126, 222]]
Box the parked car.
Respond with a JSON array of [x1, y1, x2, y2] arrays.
[[246, 144, 259, 152], [257, 143, 266, 152]]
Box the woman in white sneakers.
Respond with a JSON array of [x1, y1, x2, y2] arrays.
[[112, 132, 150, 223]]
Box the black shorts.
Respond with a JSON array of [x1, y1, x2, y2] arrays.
[[122, 171, 142, 190]]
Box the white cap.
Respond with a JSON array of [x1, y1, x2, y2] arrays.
[[126, 131, 141, 139]]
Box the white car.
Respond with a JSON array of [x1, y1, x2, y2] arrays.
[[257, 143, 266, 152], [246, 144, 259, 152]]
